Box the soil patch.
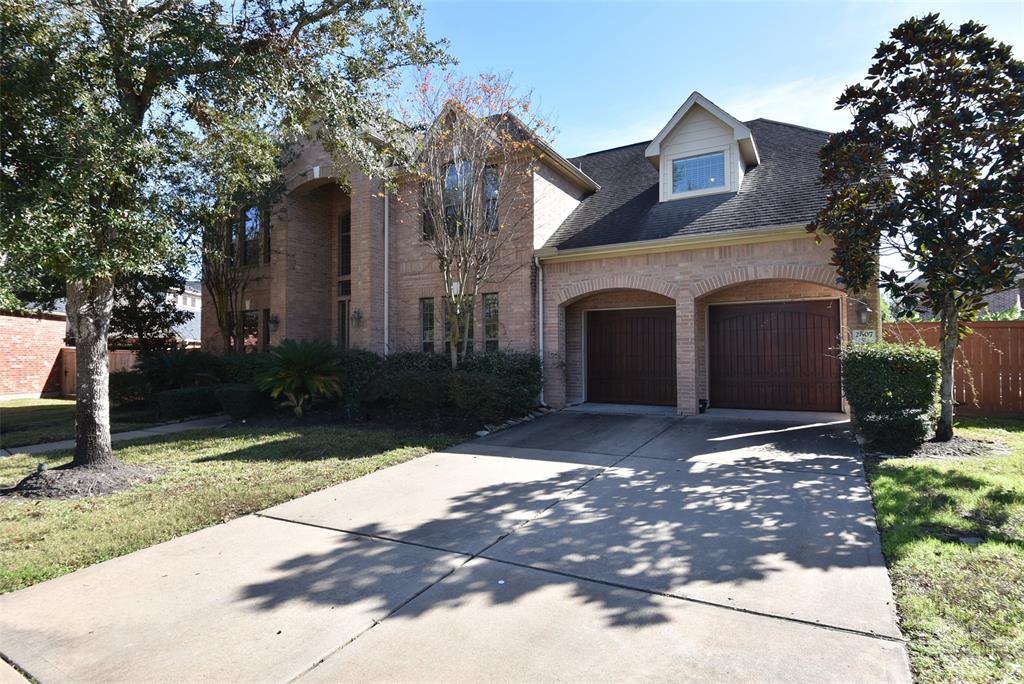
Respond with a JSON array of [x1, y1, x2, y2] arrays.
[[1, 463, 156, 499], [871, 435, 1006, 461]]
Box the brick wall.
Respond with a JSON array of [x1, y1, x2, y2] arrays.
[[386, 167, 538, 355], [541, 234, 881, 414], [0, 313, 66, 398]]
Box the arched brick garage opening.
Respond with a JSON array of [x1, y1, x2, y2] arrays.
[[560, 288, 677, 406], [695, 278, 848, 412]]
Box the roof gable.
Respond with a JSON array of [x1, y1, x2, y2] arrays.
[[644, 92, 760, 168]]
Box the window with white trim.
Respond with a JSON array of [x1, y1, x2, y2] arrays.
[[671, 152, 725, 194]]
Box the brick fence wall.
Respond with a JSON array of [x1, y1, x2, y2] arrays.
[[0, 313, 67, 399]]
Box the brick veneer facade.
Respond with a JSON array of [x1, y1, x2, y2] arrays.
[[541, 234, 881, 414], [201, 140, 881, 416], [1, 313, 67, 399]]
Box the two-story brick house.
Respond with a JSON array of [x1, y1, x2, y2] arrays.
[[201, 91, 881, 415]]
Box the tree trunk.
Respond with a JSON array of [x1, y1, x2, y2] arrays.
[[447, 302, 459, 369], [67, 277, 121, 468], [935, 297, 959, 442]]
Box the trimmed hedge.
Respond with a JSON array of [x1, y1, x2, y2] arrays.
[[840, 342, 941, 450], [454, 352, 543, 423], [137, 348, 225, 389], [221, 353, 273, 384], [109, 370, 150, 406], [156, 385, 224, 420], [335, 349, 383, 410], [214, 383, 271, 420]]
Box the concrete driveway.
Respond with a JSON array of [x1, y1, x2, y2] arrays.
[[0, 410, 910, 683]]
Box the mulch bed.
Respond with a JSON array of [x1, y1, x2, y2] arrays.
[[1, 463, 156, 499], [870, 435, 1007, 461]]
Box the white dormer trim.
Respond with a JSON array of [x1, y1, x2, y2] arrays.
[[645, 92, 760, 169]]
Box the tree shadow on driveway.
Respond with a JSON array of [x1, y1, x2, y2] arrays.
[[239, 438, 898, 635]]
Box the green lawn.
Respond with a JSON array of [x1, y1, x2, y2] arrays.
[[867, 417, 1024, 684], [0, 398, 166, 449], [0, 423, 461, 593]]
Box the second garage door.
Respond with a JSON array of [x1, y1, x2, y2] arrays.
[[709, 300, 841, 411], [586, 307, 676, 406]]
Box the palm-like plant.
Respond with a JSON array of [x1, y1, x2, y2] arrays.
[[257, 340, 343, 416]]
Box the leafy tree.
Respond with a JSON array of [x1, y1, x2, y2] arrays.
[[109, 270, 194, 353], [401, 73, 550, 367], [1, 0, 448, 475], [810, 14, 1023, 441]]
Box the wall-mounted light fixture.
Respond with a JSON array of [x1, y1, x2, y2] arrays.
[[268, 314, 280, 332], [350, 308, 364, 327], [857, 301, 870, 326]]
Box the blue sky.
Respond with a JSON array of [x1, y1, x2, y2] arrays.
[[419, 0, 1023, 158]]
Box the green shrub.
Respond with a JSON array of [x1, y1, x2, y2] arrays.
[[840, 342, 941, 450], [381, 351, 450, 372], [257, 339, 343, 416], [365, 352, 451, 410], [378, 368, 452, 412], [459, 351, 542, 414], [214, 383, 271, 420], [221, 353, 273, 384], [109, 370, 151, 406], [156, 386, 223, 420], [335, 349, 382, 410], [137, 348, 224, 389], [450, 371, 515, 423]]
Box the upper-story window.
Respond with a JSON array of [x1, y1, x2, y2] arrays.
[[243, 206, 261, 265], [484, 167, 499, 232], [671, 152, 725, 194]]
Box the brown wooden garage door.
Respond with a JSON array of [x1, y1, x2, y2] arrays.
[[586, 308, 676, 405], [709, 300, 841, 411]]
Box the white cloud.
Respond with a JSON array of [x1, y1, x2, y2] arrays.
[[719, 74, 863, 133]]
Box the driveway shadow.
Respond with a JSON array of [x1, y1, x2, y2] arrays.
[[241, 435, 899, 635]]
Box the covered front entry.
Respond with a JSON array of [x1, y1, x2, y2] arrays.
[[708, 300, 841, 411], [586, 307, 676, 405]]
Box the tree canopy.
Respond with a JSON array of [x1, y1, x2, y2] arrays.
[[810, 13, 1023, 439], [0, 0, 450, 475]]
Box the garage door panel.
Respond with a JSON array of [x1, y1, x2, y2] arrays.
[[586, 308, 675, 406], [709, 301, 841, 412]]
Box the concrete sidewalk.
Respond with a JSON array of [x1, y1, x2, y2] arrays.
[[2, 415, 230, 456], [0, 410, 910, 683]]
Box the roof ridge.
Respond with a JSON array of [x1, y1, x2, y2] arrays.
[[570, 139, 652, 161], [746, 117, 834, 136]]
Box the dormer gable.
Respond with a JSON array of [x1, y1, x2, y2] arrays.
[[645, 92, 760, 203]]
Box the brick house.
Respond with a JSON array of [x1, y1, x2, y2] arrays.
[[202, 91, 881, 415]]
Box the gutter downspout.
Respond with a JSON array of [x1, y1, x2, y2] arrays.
[[383, 189, 390, 356], [535, 254, 545, 405]]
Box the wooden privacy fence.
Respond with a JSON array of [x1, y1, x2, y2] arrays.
[[60, 348, 139, 397], [883, 321, 1024, 417]]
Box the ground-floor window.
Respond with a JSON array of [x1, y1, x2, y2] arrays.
[[420, 298, 435, 353], [241, 310, 259, 353], [337, 299, 350, 349], [483, 293, 499, 352], [260, 309, 270, 351]]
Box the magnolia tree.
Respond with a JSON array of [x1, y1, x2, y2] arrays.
[[401, 73, 552, 367], [1, 0, 448, 488], [810, 14, 1024, 441]]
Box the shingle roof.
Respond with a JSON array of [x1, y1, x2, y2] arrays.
[[544, 119, 830, 250]]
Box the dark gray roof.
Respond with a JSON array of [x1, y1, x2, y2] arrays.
[[545, 119, 830, 250]]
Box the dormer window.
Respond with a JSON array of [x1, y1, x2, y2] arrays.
[[645, 92, 760, 203], [671, 152, 725, 194]]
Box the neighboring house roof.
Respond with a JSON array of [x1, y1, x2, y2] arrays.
[[173, 314, 201, 343], [544, 119, 830, 251]]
